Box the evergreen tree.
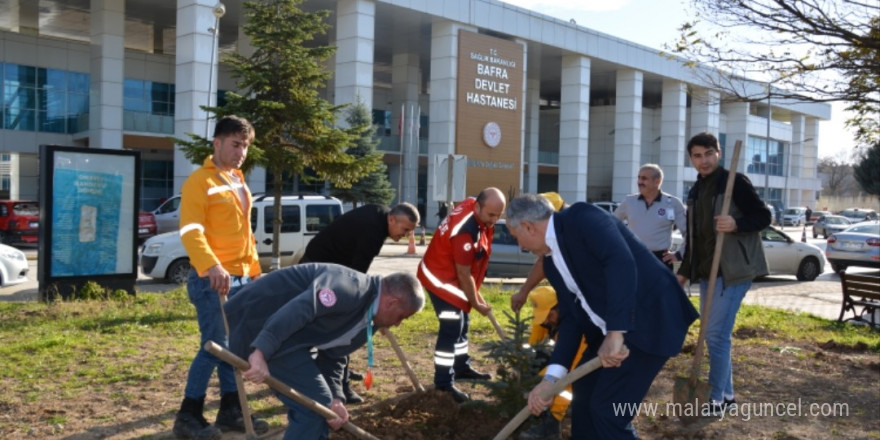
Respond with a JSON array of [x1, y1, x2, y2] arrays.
[[853, 142, 880, 199], [331, 99, 396, 207], [176, 0, 378, 270]]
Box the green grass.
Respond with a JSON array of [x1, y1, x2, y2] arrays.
[[0, 284, 877, 419]]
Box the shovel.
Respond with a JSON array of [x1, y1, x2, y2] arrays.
[[382, 328, 425, 392], [205, 341, 381, 440], [673, 140, 742, 424], [219, 294, 258, 440], [493, 344, 628, 440], [487, 309, 509, 341]]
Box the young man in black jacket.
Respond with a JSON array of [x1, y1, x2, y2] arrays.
[[676, 132, 772, 415]]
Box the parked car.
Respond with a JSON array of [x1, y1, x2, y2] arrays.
[[760, 226, 825, 281], [838, 208, 879, 224], [140, 194, 344, 283], [825, 220, 880, 273], [781, 207, 808, 227], [485, 219, 538, 278], [812, 215, 851, 239], [151, 195, 181, 234], [488, 222, 823, 281], [809, 210, 832, 224], [0, 200, 39, 244], [138, 210, 157, 240], [0, 243, 28, 287]]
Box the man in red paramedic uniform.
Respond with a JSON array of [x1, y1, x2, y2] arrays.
[[417, 187, 506, 403]]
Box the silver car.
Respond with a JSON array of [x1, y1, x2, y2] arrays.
[[486, 219, 537, 278], [812, 215, 851, 239], [825, 221, 880, 273], [760, 226, 825, 281]]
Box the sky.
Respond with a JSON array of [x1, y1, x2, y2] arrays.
[[499, 0, 855, 159]]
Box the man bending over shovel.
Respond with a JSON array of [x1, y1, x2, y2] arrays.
[[224, 263, 424, 440], [505, 194, 699, 439]]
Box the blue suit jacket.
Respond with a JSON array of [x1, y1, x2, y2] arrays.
[[544, 203, 698, 367]]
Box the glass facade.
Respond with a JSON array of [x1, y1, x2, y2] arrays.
[[141, 159, 174, 211], [746, 135, 784, 177], [1, 63, 89, 133], [123, 78, 175, 133]]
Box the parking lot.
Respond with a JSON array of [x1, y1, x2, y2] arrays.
[[3, 226, 877, 323]]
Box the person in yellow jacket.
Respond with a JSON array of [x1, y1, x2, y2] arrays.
[[520, 286, 586, 440], [173, 115, 267, 440]]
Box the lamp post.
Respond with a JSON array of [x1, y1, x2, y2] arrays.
[[205, 3, 226, 138], [764, 87, 771, 207]]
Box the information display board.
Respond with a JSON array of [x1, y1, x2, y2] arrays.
[[38, 145, 140, 300]]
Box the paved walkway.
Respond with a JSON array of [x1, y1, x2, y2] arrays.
[[4, 241, 873, 325], [370, 242, 866, 323]]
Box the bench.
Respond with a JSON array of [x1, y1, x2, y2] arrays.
[[838, 273, 880, 328]]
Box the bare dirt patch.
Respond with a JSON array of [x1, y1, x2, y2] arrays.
[[2, 335, 878, 439]]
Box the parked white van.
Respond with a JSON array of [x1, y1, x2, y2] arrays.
[[140, 194, 344, 283]]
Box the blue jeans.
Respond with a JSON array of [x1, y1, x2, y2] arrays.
[[183, 269, 250, 399], [270, 349, 332, 440], [699, 277, 751, 403]]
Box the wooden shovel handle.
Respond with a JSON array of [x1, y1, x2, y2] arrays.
[[493, 354, 608, 440], [205, 341, 381, 440], [383, 329, 425, 392], [487, 310, 508, 341], [218, 294, 257, 438], [688, 140, 743, 387]]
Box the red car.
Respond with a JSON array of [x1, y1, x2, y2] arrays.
[[138, 210, 157, 240], [0, 200, 39, 244]]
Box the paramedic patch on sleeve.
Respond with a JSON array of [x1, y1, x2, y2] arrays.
[[318, 288, 337, 307]]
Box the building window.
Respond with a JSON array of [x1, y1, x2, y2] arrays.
[[123, 79, 175, 133], [746, 136, 784, 177], [1, 63, 89, 134]]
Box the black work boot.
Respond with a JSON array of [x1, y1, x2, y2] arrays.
[[343, 380, 365, 404], [173, 397, 222, 440], [214, 392, 270, 434], [518, 410, 561, 440], [436, 384, 470, 403]]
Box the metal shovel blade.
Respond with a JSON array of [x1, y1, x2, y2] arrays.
[[672, 374, 711, 425]]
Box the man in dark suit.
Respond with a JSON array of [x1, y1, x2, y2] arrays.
[[225, 263, 424, 440], [505, 194, 699, 439]]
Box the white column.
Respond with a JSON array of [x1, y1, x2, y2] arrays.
[[427, 22, 473, 210], [11, 0, 39, 35], [723, 101, 750, 177], [689, 88, 721, 137], [525, 44, 541, 193], [659, 79, 687, 199], [392, 51, 421, 206], [173, 0, 217, 194], [612, 69, 642, 201], [334, 0, 375, 108], [89, 0, 124, 149], [237, 25, 266, 194], [558, 55, 590, 203]]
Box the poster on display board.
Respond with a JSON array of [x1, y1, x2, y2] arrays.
[[38, 145, 140, 301]]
